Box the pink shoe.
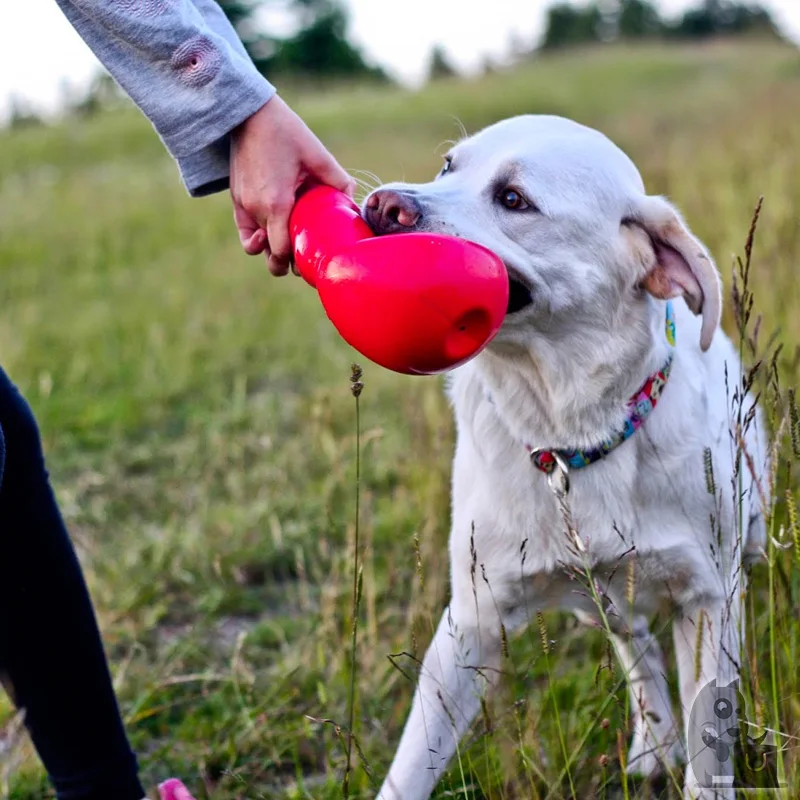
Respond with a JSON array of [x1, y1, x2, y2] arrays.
[[158, 778, 197, 800]]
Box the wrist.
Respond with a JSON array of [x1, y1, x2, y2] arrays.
[[233, 93, 286, 140]]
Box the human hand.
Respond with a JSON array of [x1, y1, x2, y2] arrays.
[[230, 95, 356, 276]]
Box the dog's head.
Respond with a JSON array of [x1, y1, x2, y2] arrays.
[[362, 115, 721, 352]]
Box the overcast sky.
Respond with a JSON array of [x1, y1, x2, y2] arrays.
[[2, 0, 798, 119]]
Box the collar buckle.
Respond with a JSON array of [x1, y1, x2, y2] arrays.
[[529, 447, 571, 497]]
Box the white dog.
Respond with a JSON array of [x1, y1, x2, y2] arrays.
[[362, 115, 768, 800]]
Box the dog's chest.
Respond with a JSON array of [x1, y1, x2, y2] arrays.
[[451, 424, 723, 615], [447, 344, 750, 614]]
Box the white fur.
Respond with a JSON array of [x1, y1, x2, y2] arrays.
[[363, 115, 769, 800]]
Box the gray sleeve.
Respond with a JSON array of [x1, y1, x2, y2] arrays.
[[55, 0, 277, 197]]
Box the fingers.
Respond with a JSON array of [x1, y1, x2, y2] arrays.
[[233, 201, 268, 255], [265, 200, 293, 276], [233, 191, 292, 274], [241, 187, 293, 275], [308, 148, 357, 197], [242, 228, 267, 256]]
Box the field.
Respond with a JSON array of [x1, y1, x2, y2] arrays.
[[1, 39, 800, 799]]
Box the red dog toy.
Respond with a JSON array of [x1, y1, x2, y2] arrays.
[[289, 185, 509, 375]]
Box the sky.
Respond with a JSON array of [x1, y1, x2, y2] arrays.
[[1, 0, 799, 120]]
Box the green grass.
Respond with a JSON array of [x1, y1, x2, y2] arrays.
[[1, 39, 799, 798]]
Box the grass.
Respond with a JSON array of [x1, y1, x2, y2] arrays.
[[1, 38, 799, 798]]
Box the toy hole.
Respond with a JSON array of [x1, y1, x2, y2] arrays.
[[445, 309, 492, 362]]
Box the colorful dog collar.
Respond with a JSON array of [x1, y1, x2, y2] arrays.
[[527, 301, 676, 475]]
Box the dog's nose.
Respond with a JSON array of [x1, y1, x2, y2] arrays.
[[364, 189, 422, 235]]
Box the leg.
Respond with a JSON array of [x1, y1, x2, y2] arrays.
[[673, 596, 742, 800], [377, 601, 505, 800], [0, 367, 146, 799], [611, 617, 681, 775], [575, 609, 679, 776]]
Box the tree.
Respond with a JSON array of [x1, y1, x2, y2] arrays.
[[667, 0, 780, 39], [427, 45, 458, 81], [268, 4, 387, 81], [725, 3, 777, 35], [216, 0, 387, 82], [617, 0, 662, 38], [671, 2, 719, 38], [540, 2, 603, 50]]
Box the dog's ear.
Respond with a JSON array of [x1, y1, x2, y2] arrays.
[[625, 195, 721, 352]]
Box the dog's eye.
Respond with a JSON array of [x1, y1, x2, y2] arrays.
[[498, 188, 529, 211], [439, 156, 453, 177]]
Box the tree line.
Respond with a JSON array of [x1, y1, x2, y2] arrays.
[[216, 0, 784, 82], [541, 0, 780, 51]]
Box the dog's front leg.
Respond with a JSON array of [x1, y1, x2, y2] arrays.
[[377, 602, 503, 800]]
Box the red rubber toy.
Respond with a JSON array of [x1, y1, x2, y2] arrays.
[[289, 185, 509, 375]]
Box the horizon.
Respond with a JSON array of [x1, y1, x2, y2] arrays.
[[1, 0, 799, 122]]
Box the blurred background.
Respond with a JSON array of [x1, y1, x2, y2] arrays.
[[1, 1, 799, 798]]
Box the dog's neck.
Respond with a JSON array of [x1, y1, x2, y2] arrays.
[[475, 295, 674, 452]]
